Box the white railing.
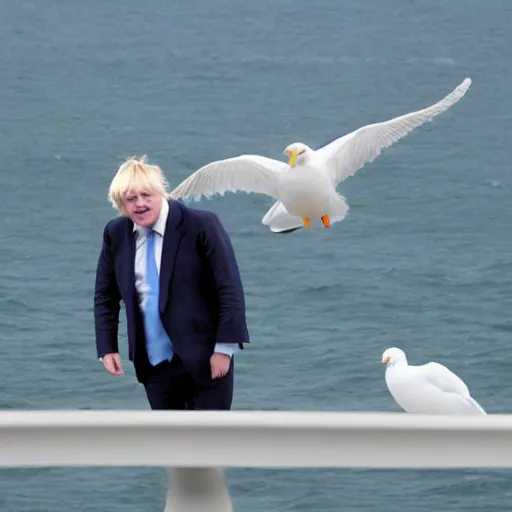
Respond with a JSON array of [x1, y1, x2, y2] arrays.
[[1, 410, 511, 511]]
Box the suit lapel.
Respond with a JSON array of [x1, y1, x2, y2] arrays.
[[125, 221, 137, 298], [159, 200, 184, 313], [129, 225, 136, 288]]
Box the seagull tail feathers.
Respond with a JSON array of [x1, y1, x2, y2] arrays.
[[262, 201, 304, 234], [467, 396, 487, 415]]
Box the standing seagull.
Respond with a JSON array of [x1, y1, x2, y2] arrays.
[[381, 347, 487, 415], [170, 78, 472, 233]]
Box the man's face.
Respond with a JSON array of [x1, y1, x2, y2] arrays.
[[122, 188, 163, 227]]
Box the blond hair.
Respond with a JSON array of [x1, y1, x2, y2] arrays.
[[108, 155, 169, 212]]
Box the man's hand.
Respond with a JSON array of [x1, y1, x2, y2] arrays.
[[102, 353, 124, 376], [210, 353, 230, 379]]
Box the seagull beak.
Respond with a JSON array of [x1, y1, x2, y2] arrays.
[[382, 356, 390, 364], [288, 151, 298, 168]]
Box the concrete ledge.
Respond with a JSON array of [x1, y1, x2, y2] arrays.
[[0, 410, 511, 468]]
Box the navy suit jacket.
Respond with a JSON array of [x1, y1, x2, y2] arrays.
[[94, 199, 250, 383]]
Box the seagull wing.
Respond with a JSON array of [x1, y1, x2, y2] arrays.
[[422, 362, 486, 414], [169, 155, 287, 201], [315, 78, 472, 186], [421, 362, 470, 397]]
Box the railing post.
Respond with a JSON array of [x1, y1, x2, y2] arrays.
[[164, 467, 233, 512]]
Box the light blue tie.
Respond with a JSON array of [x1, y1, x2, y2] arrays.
[[143, 228, 173, 366]]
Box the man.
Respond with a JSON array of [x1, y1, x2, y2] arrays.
[[94, 155, 249, 410]]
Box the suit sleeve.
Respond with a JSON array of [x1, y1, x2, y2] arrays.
[[201, 213, 250, 349], [94, 223, 122, 358]]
